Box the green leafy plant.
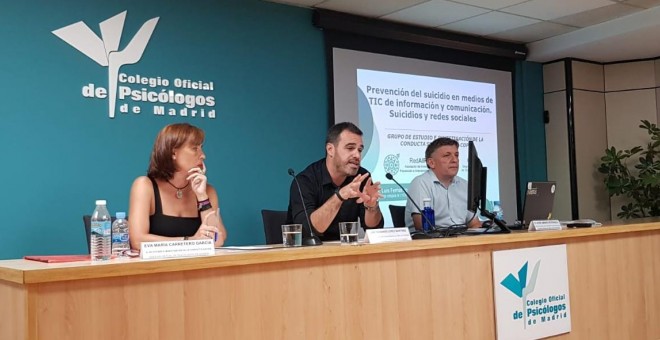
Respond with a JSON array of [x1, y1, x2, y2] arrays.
[[598, 120, 660, 219]]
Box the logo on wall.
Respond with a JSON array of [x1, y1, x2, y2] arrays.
[[52, 11, 216, 119]]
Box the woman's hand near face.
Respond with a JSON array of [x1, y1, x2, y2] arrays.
[[187, 161, 208, 200]]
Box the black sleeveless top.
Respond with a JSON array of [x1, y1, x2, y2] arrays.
[[148, 177, 201, 237]]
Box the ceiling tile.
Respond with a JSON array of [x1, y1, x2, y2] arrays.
[[526, 6, 660, 62], [383, 0, 489, 27], [625, 0, 660, 9], [573, 26, 660, 62], [552, 3, 641, 27], [315, 0, 428, 17], [488, 21, 577, 43], [265, 0, 326, 7], [502, 0, 614, 20], [440, 11, 539, 36], [449, 0, 529, 10], [268, 0, 660, 64]]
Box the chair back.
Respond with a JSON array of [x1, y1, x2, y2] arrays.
[[388, 205, 406, 228], [82, 215, 119, 253], [261, 209, 287, 244]]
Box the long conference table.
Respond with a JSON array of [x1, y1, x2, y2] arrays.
[[1, 219, 659, 340]]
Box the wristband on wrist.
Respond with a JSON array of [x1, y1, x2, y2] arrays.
[[365, 202, 380, 211], [183, 236, 189, 240], [198, 199, 212, 212], [335, 188, 347, 202]]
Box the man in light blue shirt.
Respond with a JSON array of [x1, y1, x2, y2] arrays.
[[404, 137, 482, 230]]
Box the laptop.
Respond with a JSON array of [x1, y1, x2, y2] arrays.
[[521, 181, 556, 226], [464, 181, 556, 235]]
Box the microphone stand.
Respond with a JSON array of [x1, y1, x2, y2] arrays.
[[385, 173, 436, 237], [288, 169, 323, 246], [479, 209, 511, 234]]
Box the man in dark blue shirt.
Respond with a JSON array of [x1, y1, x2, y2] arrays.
[[287, 122, 384, 241]]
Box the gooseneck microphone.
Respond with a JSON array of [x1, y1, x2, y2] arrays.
[[288, 168, 323, 246], [385, 172, 436, 233]]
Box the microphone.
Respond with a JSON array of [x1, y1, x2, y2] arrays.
[[288, 168, 323, 246], [385, 172, 436, 234]]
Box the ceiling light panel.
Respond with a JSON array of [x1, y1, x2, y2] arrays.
[[315, 0, 428, 17], [383, 0, 490, 27], [502, 0, 614, 20], [441, 11, 539, 36]]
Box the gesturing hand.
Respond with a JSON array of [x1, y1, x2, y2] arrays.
[[187, 162, 207, 199], [338, 173, 369, 203], [359, 177, 383, 207], [338, 173, 383, 206]]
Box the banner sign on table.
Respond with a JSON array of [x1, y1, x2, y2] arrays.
[[492, 244, 572, 340]]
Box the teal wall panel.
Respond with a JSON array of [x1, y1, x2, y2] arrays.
[[0, 0, 327, 259], [514, 61, 547, 207]]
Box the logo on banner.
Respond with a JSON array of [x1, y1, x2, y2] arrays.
[[52, 11, 216, 119], [383, 154, 400, 175], [501, 260, 540, 328], [501, 260, 568, 328], [493, 245, 571, 339]]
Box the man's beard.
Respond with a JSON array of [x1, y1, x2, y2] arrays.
[[336, 159, 359, 177], [345, 165, 359, 176]]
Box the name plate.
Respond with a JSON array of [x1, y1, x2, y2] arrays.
[[140, 239, 215, 260], [364, 227, 412, 244], [528, 220, 562, 231]]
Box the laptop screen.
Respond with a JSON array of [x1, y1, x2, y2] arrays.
[[522, 182, 556, 225]]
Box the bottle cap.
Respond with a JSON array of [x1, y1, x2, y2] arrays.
[[116, 212, 126, 219], [95, 200, 107, 205]]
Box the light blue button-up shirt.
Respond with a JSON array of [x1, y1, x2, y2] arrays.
[[404, 170, 475, 228]]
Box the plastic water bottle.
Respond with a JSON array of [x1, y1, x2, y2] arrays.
[[493, 203, 505, 221], [422, 198, 435, 232], [90, 200, 111, 261], [111, 212, 129, 257]]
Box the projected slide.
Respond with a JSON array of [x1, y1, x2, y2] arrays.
[[332, 48, 517, 227], [357, 69, 500, 211]]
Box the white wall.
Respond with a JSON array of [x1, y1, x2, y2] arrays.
[[544, 58, 660, 222]]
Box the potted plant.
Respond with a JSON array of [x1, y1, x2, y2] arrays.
[[598, 120, 660, 219]]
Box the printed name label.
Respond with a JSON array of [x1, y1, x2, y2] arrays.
[[364, 227, 412, 244], [140, 239, 215, 260], [529, 220, 562, 231]]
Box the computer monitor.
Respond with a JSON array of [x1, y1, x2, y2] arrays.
[[467, 141, 487, 214], [466, 141, 511, 233]]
